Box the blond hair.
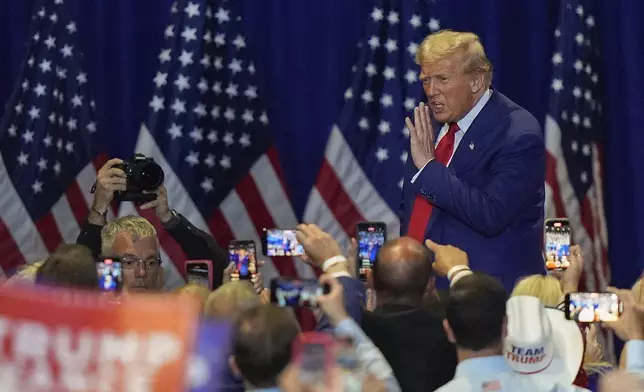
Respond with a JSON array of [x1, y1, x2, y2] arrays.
[[204, 281, 261, 320], [415, 30, 493, 87], [4, 261, 45, 285], [511, 275, 564, 307], [176, 284, 211, 312], [101, 215, 156, 255]]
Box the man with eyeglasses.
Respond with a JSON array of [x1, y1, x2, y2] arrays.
[[76, 158, 228, 291]]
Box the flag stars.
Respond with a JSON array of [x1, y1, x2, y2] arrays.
[[53, 162, 61, 175], [378, 120, 390, 135], [197, 78, 208, 93], [428, 18, 440, 31], [584, 90, 592, 101], [229, 58, 243, 74], [165, 25, 174, 38], [366, 63, 377, 77], [358, 118, 369, 130], [43, 134, 53, 147], [189, 128, 203, 143], [168, 123, 183, 139], [241, 109, 254, 124], [178, 50, 194, 67], [572, 86, 582, 99], [32, 180, 44, 194], [214, 33, 226, 46], [8, 125, 17, 137], [239, 133, 251, 148], [193, 103, 207, 117], [44, 35, 56, 49], [385, 39, 398, 53], [77, 72, 87, 85], [591, 73, 598, 84], [585, 15, 595, 28], [71, 94, 83, 107], [575, 33, 584, 45], [573, 60, 583, 72], [259, 112, 269, 125], [233, 35, 246, 49], [580, 172, 588, 183], [375, 148, 389, 162], [401, 151, 408, 163], [22, 130, 35, 143], [17, 152, 29, 166], [181, 27, 197, 42], [185, 151, 200, 166], [205, 154, 216, 167], [49, 13, 58, 23], [214, 57, 223, 69], [65, 141, 74, 153], [87, 122, 97, 133], [409, 14, 422, 28], [398, 178, 404, 189], [224, 107, 236, 122], [174, 74, 190, 91], [571, 140, 578, 152], [576, 5, 584, 17], [28, 106, 40, 120], [371, 7, 383, 22], [66, 22, 76, 34], [159, 49, 172, 63], [67, 118, 77, 131], [154, 72, 168, 87], [37, 7, 45, 18], [184, 2, 200, 18], [28, 57, 35, 67], [344, 88, 353, 100], [380, 94, 393, 108], [15, 102, 23, 114], [225, 83, 238, 98], [405, 69, 417, 84], [242, 86, 258, 101], [201, 178, 214, 193], [552, 53, 563, 65], [220, 156, 231, 169], [37, 158, 48, 171], [551, 79, 564, 93], [404, 97, 416, 111], [383, 67, 396, 80], [368, 36, 380, 49], [561, 111, 568, 121], [387, 11, 399, 24], [171, 99, 186, 115], [248, 63, 256, 74], [214, 7, 230, 23], [33, 84, 47, 97], [583, 117, 591, 129], [200, 54, 211, 68], [210, 106, 221, 119], [361, 90, 373, 103], [60, 44, 72, 58], [39, 60, 52, 73], [572, 113, 580, 125], [149, 96, 164, 112], [22, 80, 29, 91], [407, 42, 418, 57], [582, 144, 591, 156]]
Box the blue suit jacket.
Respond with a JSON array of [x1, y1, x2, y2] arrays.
[[401, 91, 545, 291]]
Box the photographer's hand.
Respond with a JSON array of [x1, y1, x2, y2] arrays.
[[90, 158, 126, 225], [140, 186, 172, 223]]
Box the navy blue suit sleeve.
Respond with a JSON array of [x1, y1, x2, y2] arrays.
[[316, 276, 366, 333], [414, 131, 545, 237]]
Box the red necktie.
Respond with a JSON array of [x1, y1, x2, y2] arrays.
[[407, 123, 460, 242]]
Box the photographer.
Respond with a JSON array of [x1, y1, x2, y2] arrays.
[[76, 157, 228, 291]]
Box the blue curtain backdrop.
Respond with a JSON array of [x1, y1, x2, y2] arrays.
[[1, 0, 642, 288]]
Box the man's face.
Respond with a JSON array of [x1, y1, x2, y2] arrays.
[[419, 52, 480, 124], [110, 232, 160, 292]]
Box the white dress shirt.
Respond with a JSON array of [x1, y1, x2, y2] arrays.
[[411, 89, 492, 183]]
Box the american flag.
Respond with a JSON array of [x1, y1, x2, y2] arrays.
[[544, 0, 613, 360], [119, 0, 315, 290], [303, 0, 440, 247], [0, 0, 110, 277]]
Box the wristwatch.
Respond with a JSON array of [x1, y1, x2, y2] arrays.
[[162, 209, 181, 229]]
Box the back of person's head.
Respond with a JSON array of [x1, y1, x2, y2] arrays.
[[372, 237, 433, 305], [511, 274, 563, 307], [176, 284, 211, 312], [445, 273, 507, 351], [35, 244, 98, 289], [100, 215, 157, 255], [231, 305, 300, 389], [204, 281, 261, 320]]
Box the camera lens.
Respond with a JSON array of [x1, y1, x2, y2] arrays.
[[133, 161, 164, 190]]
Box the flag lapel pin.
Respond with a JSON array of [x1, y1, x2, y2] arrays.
[[469, 142, 475, 150]]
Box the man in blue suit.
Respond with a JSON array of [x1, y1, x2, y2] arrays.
[[401, 30, 545, 290]]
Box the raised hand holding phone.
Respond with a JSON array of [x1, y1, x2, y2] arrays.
[[316, 275, 349, 326]]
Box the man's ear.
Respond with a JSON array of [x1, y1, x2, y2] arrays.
[[443, 319, 457, 344], [425, 276, 436, 294], [229, 355, 241, 377], [469, 71, 485, 94], [501, 315, 508, 339]]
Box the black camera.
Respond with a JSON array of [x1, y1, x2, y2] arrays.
[[114, 153, 165, 203]]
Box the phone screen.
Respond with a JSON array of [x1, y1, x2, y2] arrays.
[[264, 228, 305, 257], [97, 258, 122, 292], [294, 335, 333, 387], [229, 241, 256, 280], [566, 292, 623, 322], [544, 220, 571, 271], [357, 222, 386, 281], [186, 262, 211, 289], [270, 278, 328, 308]]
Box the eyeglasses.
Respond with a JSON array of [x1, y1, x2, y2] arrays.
[[121, 257, 161, 270]]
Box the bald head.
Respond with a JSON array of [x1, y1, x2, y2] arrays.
[[372, 237, 433, 303]]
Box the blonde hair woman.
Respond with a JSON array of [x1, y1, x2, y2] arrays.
[[204, 281, 262, 320], [4, 261, 45, 285], [511, 274, 613, 381], [176, 284, 211, 313]]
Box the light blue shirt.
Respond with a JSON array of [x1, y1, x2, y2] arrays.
[[625, 340, 644, 377], [435, 355, 590, 392], [411, 89, 492, 183]]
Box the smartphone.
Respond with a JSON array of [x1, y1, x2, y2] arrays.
[[544, 218, 571, 271], [356, 222, 387, 281], [269, 278, 330, 308], [97, 257, 122, 292], [565, 292, 623, 323], [293, 332, 335, 388], [184, 260, 213, 290], [228, 240, 257, 280], [262, 228, 305, 257]]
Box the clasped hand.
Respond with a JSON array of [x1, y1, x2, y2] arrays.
[[405, 102, 436, 169]]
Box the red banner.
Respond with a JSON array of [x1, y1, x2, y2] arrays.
[[0, 285, 200, 392]]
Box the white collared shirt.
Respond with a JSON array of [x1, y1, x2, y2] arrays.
[[411, 89, 492, 183]]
